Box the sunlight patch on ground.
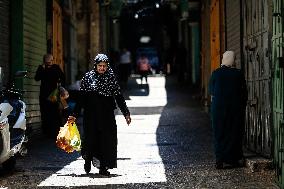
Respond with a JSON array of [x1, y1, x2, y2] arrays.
[[125, 77, 167, 107], [38, 113, 167, 186]]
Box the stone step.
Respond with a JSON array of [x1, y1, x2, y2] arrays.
[[245, 156, 273, 173]]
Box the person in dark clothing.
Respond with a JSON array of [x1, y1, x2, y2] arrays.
[[209, 51, 248, 169], [69, 54, 131, 176], [34, 54, 65, 138]]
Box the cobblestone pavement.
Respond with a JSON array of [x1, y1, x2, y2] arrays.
[[0, 75, 278, 189]]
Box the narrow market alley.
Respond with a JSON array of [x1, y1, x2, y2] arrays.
[[0, 75, 277, 188]]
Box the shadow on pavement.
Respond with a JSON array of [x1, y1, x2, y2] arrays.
[[56, 173, 122, 178], [155, 75, 215, 187], [122, 75, 150, 100]]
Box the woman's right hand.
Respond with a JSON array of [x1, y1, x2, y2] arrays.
[[125, 115, 131, 125]]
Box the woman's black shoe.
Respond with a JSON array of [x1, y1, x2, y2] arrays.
[[84, 160, 91, 174], [99, 168, 110, 176]]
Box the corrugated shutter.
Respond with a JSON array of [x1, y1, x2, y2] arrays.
[[0, 0, 10, 82], [226, 0, 241, 68], [23, 0, 47, 127]]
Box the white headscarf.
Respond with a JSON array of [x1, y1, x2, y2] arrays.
[[221, 51, 235, 67]]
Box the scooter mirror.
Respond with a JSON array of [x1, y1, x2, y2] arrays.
[[14, 71, 27, 78]]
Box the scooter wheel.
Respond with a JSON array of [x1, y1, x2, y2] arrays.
[[2, 156, 16, 171]]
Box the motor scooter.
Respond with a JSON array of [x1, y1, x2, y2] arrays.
[[0, 68, 28, 171]]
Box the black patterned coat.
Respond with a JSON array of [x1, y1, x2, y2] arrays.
[[77, 67, 129, 169]]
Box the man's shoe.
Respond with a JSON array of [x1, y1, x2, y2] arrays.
[[215, 161, 224, 169], [84, 160, 91, 174], [92, 157, 100, 168], [99, 168, 110, 176]]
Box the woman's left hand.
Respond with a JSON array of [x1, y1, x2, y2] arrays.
[[125, 115, 131, 125], [68, 116, 76, 123]]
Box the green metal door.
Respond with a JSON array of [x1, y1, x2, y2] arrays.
[[242, 0, 272, 157], [272, 0, 284, 187], [0, 0, 10, 83], [11, 0, 47, 129]]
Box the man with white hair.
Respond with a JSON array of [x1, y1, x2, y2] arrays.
[[209, 51, 248, 169]]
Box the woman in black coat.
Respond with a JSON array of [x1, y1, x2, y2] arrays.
[[70, 54, 131, 175], [35, 54, 65, 138], [209, 51, 247, 169]]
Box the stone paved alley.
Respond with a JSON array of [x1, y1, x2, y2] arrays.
[[0, 75, 278, 188]]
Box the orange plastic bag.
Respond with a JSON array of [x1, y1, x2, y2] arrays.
[[69, 122, 81, 151], [56, 120, 81, 153]]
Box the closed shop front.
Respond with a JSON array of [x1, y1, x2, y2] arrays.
[[0, 0, 10, 83], [272, 0, 284, 187], [242, 0, 272, 157]]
